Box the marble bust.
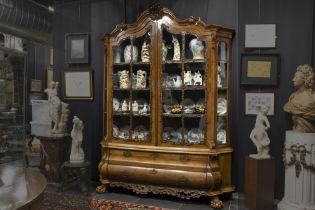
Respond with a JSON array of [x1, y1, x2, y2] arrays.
[[189, 38, 204, 59], [283, 64, 315, 133], [249, 104, 271, 159]]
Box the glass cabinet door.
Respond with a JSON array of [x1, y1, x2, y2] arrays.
[[159, 27, 207, 146], [111, 29, 152, 143], [216, 41, 229, 145]]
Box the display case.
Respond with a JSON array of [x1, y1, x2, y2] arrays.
[[0, 46, 27, 163], [98, 4, 234, 208]]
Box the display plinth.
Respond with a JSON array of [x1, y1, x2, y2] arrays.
[[245, 156, 275, 210], [278, 131, 315, 210], [37, 134, 71, 184]]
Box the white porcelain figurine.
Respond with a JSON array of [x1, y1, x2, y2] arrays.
[[70, 116, 85, 163], [132, 100, 139, 113], [249, 104, 271, 159], [189, 38, 204, 59], [217, 65, 222, 88], [124, 45, 138, 62], [136, 70, 147, 89], [184, 71, 192, 86], [141, 40, 150, 62], [193, 71, 203, 86], [172, 35, 180, 60], [118, 70, 130, 89]]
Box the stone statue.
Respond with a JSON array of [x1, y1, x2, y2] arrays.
[[70, 116, 85, 163], [44, 81, 69, 135], [283, 64, 315, 133], [172, 35, 180, 60], [249, 104, 271, 159]]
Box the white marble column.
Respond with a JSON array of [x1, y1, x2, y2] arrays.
[[278, 131, 315, 210]]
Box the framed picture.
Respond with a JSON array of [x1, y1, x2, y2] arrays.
[[245, 92, 275, 116], [63, 67, 93, 100], [30, 79, 42, 92], [65, 33, 89, 63], [240, 54, 280, 86]]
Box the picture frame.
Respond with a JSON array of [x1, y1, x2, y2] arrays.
[[245, 24, 276, 48], [63, 67, 93, 100], [65, 33, 89, 63], [240, 54, 280, 86], [30, 79, 42, 92], [245, 92, 275, 116]]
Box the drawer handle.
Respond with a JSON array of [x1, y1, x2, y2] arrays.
[[150, 169, 158, 174], [180, 155, 190, 162], [123, 151, 132, 157]]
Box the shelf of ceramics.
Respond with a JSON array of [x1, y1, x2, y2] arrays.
[[133, 62, 151, 66], [162, 113, 205, 118], [183, 59, 205, 64], [113, 87, 131, 91], [131, 88, 150, 91], [162, 60, 183, 64]]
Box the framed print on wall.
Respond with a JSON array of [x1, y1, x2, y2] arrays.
[[63, 67, 93, 100], [30, 79, 42, 92], [240, 54, 280, 86], [245, 92, 275, 116], [65, 33, 89, 63]]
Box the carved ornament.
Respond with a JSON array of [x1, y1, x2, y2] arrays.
[[283, 144, 315, 178]]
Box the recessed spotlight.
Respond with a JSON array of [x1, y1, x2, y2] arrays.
[[48, 6, 54, 12]]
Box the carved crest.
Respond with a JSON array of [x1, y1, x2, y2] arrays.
[[116, 23, 127, 32], [188, 16, 201, 25], [148, 3, 164, 20]]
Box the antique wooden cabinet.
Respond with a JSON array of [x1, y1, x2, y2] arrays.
[[97, 4, 234, 208]]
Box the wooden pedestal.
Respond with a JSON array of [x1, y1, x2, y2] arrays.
[[245, 156, 275, 210], [37, 134, 71, 184]]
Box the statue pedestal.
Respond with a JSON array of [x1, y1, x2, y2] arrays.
[[278, 131, 315, 210], [244, 156, 275, 210], [37, 134, 71, 184]]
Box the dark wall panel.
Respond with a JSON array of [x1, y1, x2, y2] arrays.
[[237, 0, 314, 199]]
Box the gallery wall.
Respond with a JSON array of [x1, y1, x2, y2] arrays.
[[52, 0, 315, 199]]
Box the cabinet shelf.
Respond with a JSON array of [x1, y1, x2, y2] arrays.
[[113, 61, 151, 66], [162, 113, 205, 117], [113, 112, 150, 117]]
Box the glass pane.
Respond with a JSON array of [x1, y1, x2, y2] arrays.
[[217, 41, 228, 61], [217, 62, 227, 88], [217, 116, 226, 144]]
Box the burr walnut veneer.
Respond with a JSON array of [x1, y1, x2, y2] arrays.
[[97, 4, 234, 209]]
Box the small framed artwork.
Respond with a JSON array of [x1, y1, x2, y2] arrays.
[[241, 54, 280, 86], [30, 79, 42, 92], [63, 67, 93, 100], [245, 24, 276, 48], [65, 33, 89, 63], [245, 92, 275, 116]]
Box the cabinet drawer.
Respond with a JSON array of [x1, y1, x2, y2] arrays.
[[107, 164, 214, 189]]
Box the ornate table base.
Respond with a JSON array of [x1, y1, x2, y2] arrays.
[[278, 131, 315, 210]]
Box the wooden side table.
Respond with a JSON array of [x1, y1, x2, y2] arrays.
[[59, 160, 90, 195]]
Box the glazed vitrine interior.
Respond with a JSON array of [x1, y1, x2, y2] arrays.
[[99, 4, 234, 208], [0, 46, 27, 164]]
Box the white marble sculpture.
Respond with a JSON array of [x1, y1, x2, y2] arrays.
[[249, 104, 271, 159], [193, 71, 203, 86], [141, 40, 150, 62], [172, 35, 180, 60], [278, 64, 315, 210], [44, 81, 69, 135], [69, 116, 85, 163], [189, 38, 204, 59]]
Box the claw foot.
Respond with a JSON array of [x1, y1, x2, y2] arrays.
[[210, 196, 224, 209], [96, 184, 107, 193]]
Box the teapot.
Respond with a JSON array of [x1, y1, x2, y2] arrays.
[[172, 75, 182, 88]]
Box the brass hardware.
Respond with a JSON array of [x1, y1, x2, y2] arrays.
[[150, 168, 158, 174], [123, 151, 132, 158], [179, 176, 188, 185], [179, 155, 190, 162]]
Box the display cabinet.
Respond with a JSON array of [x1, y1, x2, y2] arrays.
[[97, 4, 234, 208], [0, 46, 27, 163]]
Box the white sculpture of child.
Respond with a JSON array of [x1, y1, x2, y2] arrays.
[[70, 116, 85, 163], [249, 104, 271, 159]]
